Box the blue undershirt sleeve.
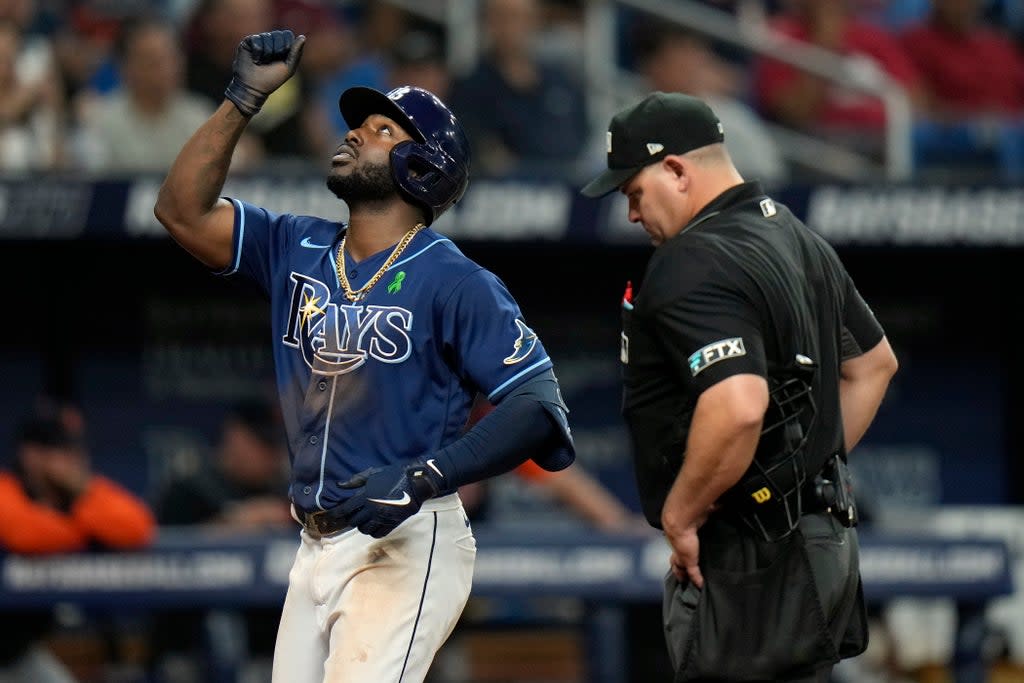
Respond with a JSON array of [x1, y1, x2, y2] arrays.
[[432, 369, 575, 487]]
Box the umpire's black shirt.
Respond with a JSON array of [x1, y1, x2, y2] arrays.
[[621, 182, 884, 527]]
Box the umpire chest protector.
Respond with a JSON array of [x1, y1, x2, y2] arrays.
[[620, 182, 849, 529]]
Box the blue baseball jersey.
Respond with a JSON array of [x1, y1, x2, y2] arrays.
[[220, 199, 556, 512]]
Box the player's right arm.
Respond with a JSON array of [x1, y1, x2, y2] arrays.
[[154, 30, 305, 270], [154, 102, 249, 270]]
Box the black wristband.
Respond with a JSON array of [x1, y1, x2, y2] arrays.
[[224, 78, 268, 118], [408, 462, 443, 502]]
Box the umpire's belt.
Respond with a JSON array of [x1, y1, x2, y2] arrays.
[[291, 504, 352, 538]]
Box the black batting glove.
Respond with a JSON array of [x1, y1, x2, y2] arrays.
[[338, 460, 446, 538], [225, 30, 306, 118]]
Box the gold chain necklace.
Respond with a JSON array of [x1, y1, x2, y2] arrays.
[[336, 223, 425, 302]]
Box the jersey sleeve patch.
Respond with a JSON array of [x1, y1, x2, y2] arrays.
[[502, 319, 539, 365], [688, 337, 746, 377]]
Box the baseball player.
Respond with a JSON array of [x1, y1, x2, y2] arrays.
[[153, 30, 575, 683]]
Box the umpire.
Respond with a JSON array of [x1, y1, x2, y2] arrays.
[[581, 92, 898, 682]]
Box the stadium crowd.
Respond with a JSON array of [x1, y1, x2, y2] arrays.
[[3, 1, 1024, 682], [0, 0, 1022, 181]]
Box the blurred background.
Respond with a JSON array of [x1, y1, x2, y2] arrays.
[[0, 0, 1023, 682]]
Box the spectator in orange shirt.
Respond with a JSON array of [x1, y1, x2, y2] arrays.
[[0, 416, 155, 553], [0, 416, 155, 682]]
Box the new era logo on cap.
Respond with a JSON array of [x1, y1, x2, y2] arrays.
[[580, 92, 725, 198]]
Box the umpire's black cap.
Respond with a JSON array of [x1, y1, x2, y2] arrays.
[[581, 91, 724, 198]]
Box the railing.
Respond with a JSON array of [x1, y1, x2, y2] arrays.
[[383, 0, 914, 182], [0, 527, 1010, 683], [584, 0, 913, 180]]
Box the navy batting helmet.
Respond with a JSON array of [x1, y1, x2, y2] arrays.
[[339, 85, 471, 225]]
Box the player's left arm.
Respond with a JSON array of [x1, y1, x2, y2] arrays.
[[432, 368, 573, 485], [430, 267, 575, 481], [338, 370, 573, 538], [337, 270, 575, 538]]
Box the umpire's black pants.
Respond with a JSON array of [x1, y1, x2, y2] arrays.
[[663, 513, 863, 683]]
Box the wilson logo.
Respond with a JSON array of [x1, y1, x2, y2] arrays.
[[751, 487, 772, 504]]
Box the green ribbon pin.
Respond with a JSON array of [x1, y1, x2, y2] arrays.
[[387, 271, 406, 294]]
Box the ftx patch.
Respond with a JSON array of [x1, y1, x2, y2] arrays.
[[688, 337, 746, 376]]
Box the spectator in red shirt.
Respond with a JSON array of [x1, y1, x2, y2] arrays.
[[753, 0, 924, 148], [899, 0, 1024, 178], [901, 0, 1024, 116]]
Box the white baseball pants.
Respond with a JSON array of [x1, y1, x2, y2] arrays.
[[272, 494, 476, 683]]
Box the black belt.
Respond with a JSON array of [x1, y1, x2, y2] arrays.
[[294, 506, 352, 538], [717, 481, 831, 542]]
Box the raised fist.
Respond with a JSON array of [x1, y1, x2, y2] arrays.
[[224, 30, 306, 118]]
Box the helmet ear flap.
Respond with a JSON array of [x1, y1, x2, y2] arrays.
[[390, 140, 468, 226]]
